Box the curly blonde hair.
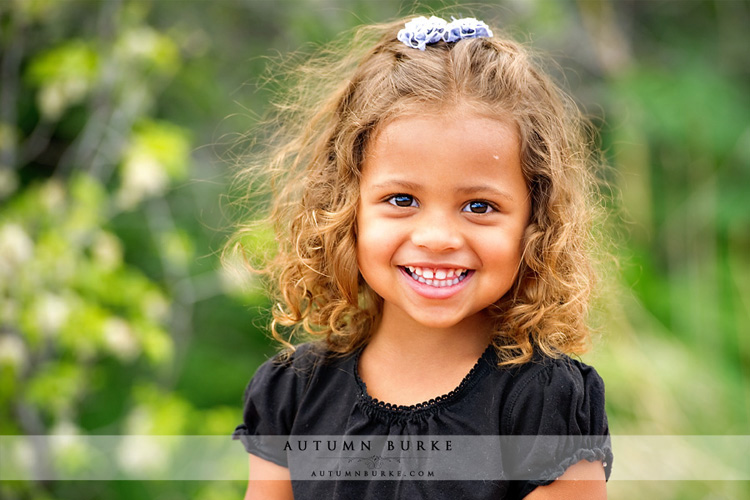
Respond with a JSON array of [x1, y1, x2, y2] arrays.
[[226, 16, 603, 365]]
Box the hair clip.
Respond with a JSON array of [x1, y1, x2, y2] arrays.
[[397, 16, 493, 51]]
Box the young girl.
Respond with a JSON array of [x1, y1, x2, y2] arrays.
[[231, 14, 612, 499]]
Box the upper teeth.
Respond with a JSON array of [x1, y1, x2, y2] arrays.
[[406, 266, 467, 278], [404, 266, 468, 287]]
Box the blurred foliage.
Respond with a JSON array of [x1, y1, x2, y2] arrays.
[[0, 0, 748, 499]]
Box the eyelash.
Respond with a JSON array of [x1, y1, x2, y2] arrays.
[[387, 194, 418, 208], [386, 195, 497, 214], [462, 201, 496, 214]]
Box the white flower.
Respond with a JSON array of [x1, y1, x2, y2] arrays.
[[118, 27, 161, 59], [141, 290, 169, 322], [397, 16, 493, 50], [92, 231, 123, 271], [50, 421, 92, 478], [0, 224, 34, 277], [443, 18, 494, 43], [10, 437, 35, 478], [103, 317, 140, 361], [37, 70, 91, 122], [36, 293, 70, 337], [397, 16, 448, 51], [117, 150, 168, 209], [117, 435, 168, 477], [0, 334, 27, 370], [40, 179, 66, 213]]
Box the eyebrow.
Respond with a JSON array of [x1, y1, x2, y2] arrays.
[[368, 181, 516, 202], [369, 180, 423, 192], [455, 185, 516, 202]]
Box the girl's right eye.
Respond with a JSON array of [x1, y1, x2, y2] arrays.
[[388, 194, 417, 208]]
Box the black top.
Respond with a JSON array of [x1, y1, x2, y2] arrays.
[[233, 343, 613, 499]]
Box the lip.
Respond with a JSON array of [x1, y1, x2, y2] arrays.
[[398, 266, 474, 299], [401, 262, 469, 270], [400, 263, 473, 280]]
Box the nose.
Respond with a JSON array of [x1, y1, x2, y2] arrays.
[[410, 211, 463, 252]]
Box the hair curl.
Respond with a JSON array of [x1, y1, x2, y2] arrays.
[[225, 16, 604, 365]]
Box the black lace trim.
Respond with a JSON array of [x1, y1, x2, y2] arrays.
[[353, 345, 493, 416]]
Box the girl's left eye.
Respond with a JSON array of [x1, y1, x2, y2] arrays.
[[462, 201, 495, 214]]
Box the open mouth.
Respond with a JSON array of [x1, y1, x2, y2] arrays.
[[401, 266, 471, 288]]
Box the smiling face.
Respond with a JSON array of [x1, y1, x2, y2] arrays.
[[356, 110, 531, 333]]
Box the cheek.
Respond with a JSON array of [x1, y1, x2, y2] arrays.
[[355, 216, 405, 284], [485, 230, 525, 273], [355, 213, 381, 267], [356, 222, 389, 263]]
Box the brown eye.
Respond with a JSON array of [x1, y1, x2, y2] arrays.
[[462, 201, 493, 214], [388, 194, 417, 207]]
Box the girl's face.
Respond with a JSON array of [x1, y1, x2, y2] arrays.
[[357, 111, 531, 332]]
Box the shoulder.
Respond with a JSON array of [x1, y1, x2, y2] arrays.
[[500, 354, 608, 436], [245, 341, 333, 395], [244, 341, 358, 403], [496, 354, 613, 492], [255, 341, 328, 371], [236, 342, 343, 436]]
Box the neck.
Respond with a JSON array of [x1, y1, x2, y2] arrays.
[[357, 304, 492, 406], [366, 304, 492, 363]]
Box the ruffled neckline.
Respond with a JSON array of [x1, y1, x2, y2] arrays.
[[353, 344, 494, 417]]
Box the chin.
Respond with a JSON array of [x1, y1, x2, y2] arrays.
[[411, 314, 469, 330]]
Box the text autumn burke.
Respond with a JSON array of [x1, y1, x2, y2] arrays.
[[283, 439, 454, 452]]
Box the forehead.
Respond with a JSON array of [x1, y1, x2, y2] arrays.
[[365, 110, 520, 168], [360, 112, 527, 199]]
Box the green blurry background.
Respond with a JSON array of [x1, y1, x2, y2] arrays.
[[0, 0, 748, 498]]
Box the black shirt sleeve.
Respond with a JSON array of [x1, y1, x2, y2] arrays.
[[502, 356, 613, 498], [232, 352, 301, 467]]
